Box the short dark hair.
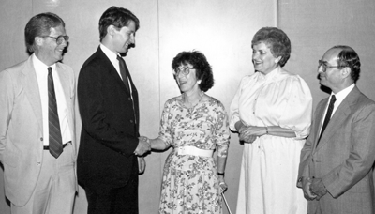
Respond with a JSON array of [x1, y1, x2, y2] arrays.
[[98, 6, 140, 41], [24, 12, 65, 53], [251, 27, 291, 67], [172, 51, 214, 92], [331, 45, 361, 83]]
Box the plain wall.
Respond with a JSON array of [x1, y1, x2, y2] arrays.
[[1, 0, 375, 214]]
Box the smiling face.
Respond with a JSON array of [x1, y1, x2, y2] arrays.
[[35, 24, 67, 66], [252, 42, 280, 75], [175, 63, 200, 93], [112, 21, 136, 54]]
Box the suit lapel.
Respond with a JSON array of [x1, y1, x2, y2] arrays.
[[97, 47, 130, 95], [22, 56, 43, 132], [315, 86, 360, 150]]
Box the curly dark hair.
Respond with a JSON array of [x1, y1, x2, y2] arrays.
[[24, 12, 65, 53], [172, 51, 214, 92], [331, 45, 361, 83], [98, 6, 140, 41], [251, 27, 292, 67]]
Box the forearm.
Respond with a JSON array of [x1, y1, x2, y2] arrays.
[[267, 126, 296, 138], [234, 121, 245, 132], [217, 156, 227, 174]]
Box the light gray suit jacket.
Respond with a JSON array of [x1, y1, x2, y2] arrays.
[[0, 55, 77, 206], [298, 86, 375, 214]]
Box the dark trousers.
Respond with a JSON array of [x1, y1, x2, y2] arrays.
[[85, 164, 139, 214]]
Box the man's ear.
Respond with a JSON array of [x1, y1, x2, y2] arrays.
[[108, 25, 115, 37], [35, 37, 43, 46], [341, 67, 351, 79]]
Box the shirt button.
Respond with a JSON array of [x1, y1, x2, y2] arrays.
[[37, 162, 41, 165], [40, 137, 43, 141]]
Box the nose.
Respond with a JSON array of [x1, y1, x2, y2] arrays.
[[60, 38, 68, 47], [129, 35, 135, 44], [317, 65, 323, 73]]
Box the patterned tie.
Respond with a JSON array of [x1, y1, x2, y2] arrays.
[[117, 55, 131, 93], [48, 67, 63, 158], [318, 95, 336, 144]]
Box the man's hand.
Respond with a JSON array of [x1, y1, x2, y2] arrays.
[[309, 177, 327, 200], [301, 176, 317, 200], [134, 137, 150, 156], [138, 157, 146, 174]]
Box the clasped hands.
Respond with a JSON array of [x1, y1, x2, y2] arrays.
[[301, 176, 327, 201], [238, 126, 267, 144], [134, 136, 151, 175], [134, 136, 151, 156]]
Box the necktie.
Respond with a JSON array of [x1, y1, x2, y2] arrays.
[[48, 67, 63, 158], [117, 55, 131, 93], [318, 95, 336, 144]]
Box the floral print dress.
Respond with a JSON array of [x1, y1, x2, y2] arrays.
[[158, 95, 230, 214]]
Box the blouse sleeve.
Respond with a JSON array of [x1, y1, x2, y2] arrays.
[[229, 77, 245, 131], [158, 99, 173, 146], [278, 76, 312, 139], [214, 101, 230, 158]]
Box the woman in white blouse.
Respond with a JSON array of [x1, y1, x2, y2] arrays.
[[230, 27, 312, 214]]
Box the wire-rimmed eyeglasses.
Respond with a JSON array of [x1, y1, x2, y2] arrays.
[[173, 66, 194, 76], [41, 35, 69, 45], [318, 60, 346, 72]]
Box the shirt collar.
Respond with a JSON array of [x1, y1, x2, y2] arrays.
[[32, 53, 56, 71], [331, 84, 355, 101], [100, 43, 119, 62]]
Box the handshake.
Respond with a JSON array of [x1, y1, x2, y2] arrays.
[[134, 136, 151, 156]]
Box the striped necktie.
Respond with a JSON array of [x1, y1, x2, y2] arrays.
[[48, 67, 63, 158]]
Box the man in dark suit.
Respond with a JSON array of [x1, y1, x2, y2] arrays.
[[77, 7, 150, 214], [0, 13, 77, 214], [297, 45, 375, 213]]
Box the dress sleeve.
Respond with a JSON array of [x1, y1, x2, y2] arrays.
[[278, 76, 312, 139], [158, 99, 173, 146], [214, 101, 230, 158], [229, 77, 245, 131]]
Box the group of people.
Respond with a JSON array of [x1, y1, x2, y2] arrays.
[[0, 5, 374, 214]]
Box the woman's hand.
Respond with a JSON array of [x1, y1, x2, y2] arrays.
[[218, 175, 228, 192], [239, 126, 266, 143]]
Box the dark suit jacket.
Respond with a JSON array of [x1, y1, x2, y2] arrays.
[[77, 46, 139, 190], [298, 86, 375, 214]]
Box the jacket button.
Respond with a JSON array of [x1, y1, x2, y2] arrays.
[[40, 137, 43, 141], [129, 120, 133, 123]]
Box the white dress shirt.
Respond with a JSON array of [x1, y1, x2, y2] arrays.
[[33, 54, 71, 146], [320, 84, 355, 134]]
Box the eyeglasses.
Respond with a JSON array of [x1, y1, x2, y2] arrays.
[[41, 35, 69, 45], [173, 66, 194, 76], [318, 60, 346, 72]]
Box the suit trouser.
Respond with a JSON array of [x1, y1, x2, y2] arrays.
[[10, 144, 76, 214], [85, 160, 139, 214]]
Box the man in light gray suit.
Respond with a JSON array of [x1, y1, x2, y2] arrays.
[[0, 13, 77, 214], [297, 45, 375, 213]]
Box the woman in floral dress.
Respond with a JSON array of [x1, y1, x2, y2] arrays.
[[142, 51, 230, 214]]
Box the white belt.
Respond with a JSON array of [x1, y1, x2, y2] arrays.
[[176, 146, 214, 158]]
